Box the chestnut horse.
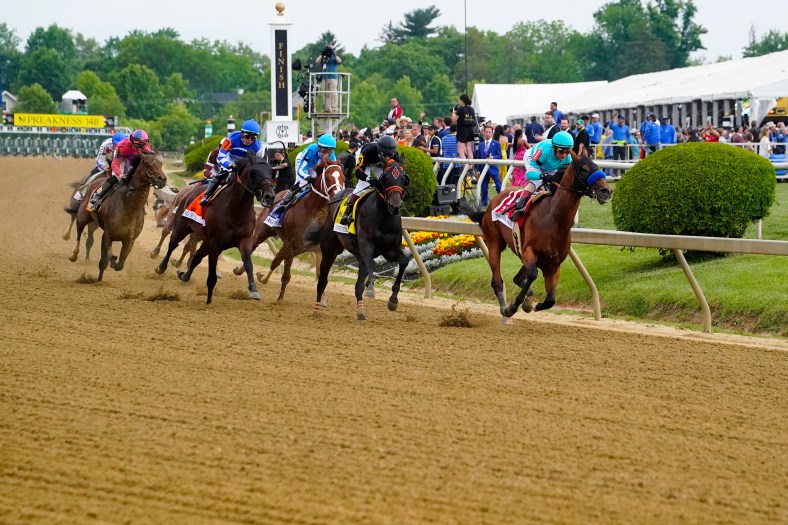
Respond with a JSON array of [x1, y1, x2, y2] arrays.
[[470, 151, 611, 320], [309, 160, 410, 321], [155, 152, 275, 304], [149, 183, 203, 268], [69, 151, 167, 282], [233, 155, 345, 301]]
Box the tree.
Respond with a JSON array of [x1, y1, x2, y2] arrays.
[[155, 103, 201, 151], [646, 0, 706, 68], [420, 74, 457, 119], [348, 74, 389, 128], [743, 27, 788, 57], [17, 47, 74, 99], [15, 83, 57, 113], [110, 64, 163, 120], [75, 71, 125, 117], [380, 6, 442, 44], [0, 23, 22, 91], [353, 41, 449, 96], [25, 24, 77, 62], [162, 73, 194, 102], [390, 76, 424, 118]]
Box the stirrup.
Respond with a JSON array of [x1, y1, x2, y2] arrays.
[[339, 210, 353, 225]]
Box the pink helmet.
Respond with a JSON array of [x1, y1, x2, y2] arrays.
[[130, 129, 149, 145]]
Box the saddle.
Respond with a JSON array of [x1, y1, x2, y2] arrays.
[[182, 185, 230, 226], [333, 188, 376, 235]]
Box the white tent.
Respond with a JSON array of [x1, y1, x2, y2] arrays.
[[472, 82, 607, 125], [508, 49, 788, 126]]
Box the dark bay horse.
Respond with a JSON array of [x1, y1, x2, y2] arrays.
[[69, 151, 167, 282], [155, 152, 274, 304], [149, 183, 203, 268], [309, 160, 410, 321], [233, 155, 345, 301], [471, 151, 611, 321]]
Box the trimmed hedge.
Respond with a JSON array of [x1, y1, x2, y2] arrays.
[[397, 146, 437, 217], [183, 135, 223, 175], [612, 143, 776, 238]]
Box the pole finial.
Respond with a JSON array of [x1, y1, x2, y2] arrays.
[[275, 2, 285, 15]]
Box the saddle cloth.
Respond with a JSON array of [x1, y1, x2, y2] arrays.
[[264, 187, 312, 228], [182, 185, 228, 226], [333, 188, 376, 235]]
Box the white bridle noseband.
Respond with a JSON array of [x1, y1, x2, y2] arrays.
[[311, 164, 344, 200]]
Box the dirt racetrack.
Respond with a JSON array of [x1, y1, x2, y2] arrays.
[[1, 157, 787, 524]]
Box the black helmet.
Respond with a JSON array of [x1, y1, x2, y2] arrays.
[[377, 135, 397, 158]]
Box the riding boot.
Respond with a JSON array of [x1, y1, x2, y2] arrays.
[[87, 177, 117, 212], [273, 186, 298, 214], [199, 176, 222, 207], [339, 193, 360, 225], [508, 192, 531, 222]]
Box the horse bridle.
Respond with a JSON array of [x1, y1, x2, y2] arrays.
[[235, 162, 272, 202], [311, 164, 344, 200], [126, 156, 165, 191], [557, 158, 606, 199]]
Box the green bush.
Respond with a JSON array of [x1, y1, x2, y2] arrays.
[[397, 146, 437, 217], [184, 135, 223, 175], [612, 143, 776, 238]]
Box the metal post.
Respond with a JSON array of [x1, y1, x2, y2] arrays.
[[402, 229, 431, 298], [568, 247, 601, 321], [672, 248, 712, 333]]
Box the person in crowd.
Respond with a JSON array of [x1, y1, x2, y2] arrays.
[[340, 140, 360, 188], [700, 123, 720, 143], [315, 44, 342, 113], [508, 131, 575, 221], [730, 126, 745, 145], [659, 116, 677, 146], [573, 118, 590, 156], [198, 119, 263, 207], [758, 127, 773, 158], [439, 124, 459, 183], [743, 132, 756, 153], [452, 93, 477, 169], [397, 127, 413, 147], [629, 130, 642, 160], [273, 133, 337, 215], [271, 149, 294, 194], [509, 128, 528, 186], [66, 131, 126, 212], [477, 124, 503, 206], [550, 102, 565, 125], [525, 115, 544, 145], [387, 97, 403, 122], [588, 113, 604, 157], [542, 112, 559, 140], [493, 124, 509, 181], [87, 129, 152, 212], [770, 122, 786, 154], [559, 118, 570, 133], [416, 124, 441, 158], [610, 114, 631, 164], [642, 115, 660, 156], [339, 135, 400, 225]]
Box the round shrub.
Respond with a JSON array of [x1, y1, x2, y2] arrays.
[[184, 135, 223, 175], [397, 146, 437, 217], [612, 143, 776, 238]]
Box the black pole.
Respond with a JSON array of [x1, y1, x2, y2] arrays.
[[464, 0, 468, 93]]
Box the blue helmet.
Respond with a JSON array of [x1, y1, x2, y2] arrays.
[[240, 119, 261, 136], [317, 134, 336, 149], [111, 132, 126, 145], [551, 131, 574, 149]]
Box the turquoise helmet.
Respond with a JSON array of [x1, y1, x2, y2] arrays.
[[551, 131, 574, 149], [317, 134, 336, 148]]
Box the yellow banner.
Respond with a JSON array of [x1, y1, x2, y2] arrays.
[[14, 113, 106, 128]]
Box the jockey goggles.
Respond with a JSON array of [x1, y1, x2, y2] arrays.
[[242, 132, 258, 139], [555, 147, 571, 154]]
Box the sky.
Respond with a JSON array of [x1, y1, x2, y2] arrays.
[[4, 0, 788, 65]]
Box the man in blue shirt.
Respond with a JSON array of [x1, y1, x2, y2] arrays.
[[642, 114, 661, 156], [316, 44, 342, 113], [588, 113, 604, 157], [609, 114, 630, 163], [550, 102, 564, 125], [659, 116, 677, 147], [525, 116, 544, 145]]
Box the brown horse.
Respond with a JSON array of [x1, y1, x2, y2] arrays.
[[233, 155, 345, 301], [155, 153, 274, 304], [149, 183, 204, 268], [69, 151, 167, 282], [471, 151, 611, 320], [63, 167, 106, 241]]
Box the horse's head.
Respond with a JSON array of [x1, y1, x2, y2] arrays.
[[137, 151, 167, 189], [237, 152, 275, 207], [376, 159, 409, 215], [565, 150, 612, 204], [314, 160, 345, 199]]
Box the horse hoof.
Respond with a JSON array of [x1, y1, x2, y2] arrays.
[[172, 260, 181, 268], [501, 316, 513, 325], [68, 254, 77, 263], [522, 299, 535, 313], [62, 233, 70, 241], [364, 288, 375, 299], [319, 299, 328, 308], [149, 249, 159, 259], [357, 312, 367, 321], [256, 272, 265, 283], [387, 300, 398, 312], [233, 266, 244, 276], [249, 291, 261, 300], [154, 265, 166, 275], [177, 271, 188, 282], [502, 305, 516, 318]]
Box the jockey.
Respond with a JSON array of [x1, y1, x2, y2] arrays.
[[509, 131, 574, 221], [66, 132, 125, 212], [202, 147, 221, 181], [200, 119, 263, 206], [339, 134, 399, 225], [87, 129, 151, 212], [272, 133, 337, 214]]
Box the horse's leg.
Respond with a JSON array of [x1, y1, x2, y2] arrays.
[[84, 223, 98, 261], [149, 225, 170, 258], [314, 238, 342, 314], [503, 247, 539, 317], [156, 221, 190, 274], [355, 242, 376, 321], [364, 273, 376, 299], [485, 228, 509, 316], [62, 214, 76, 240], [239, 237, 260, 300], [205, 251, 220, 305], [278, 256, 294, 301], [535, 265, 559, 311], [387, 250, 409, 312], [69, 218, 87, 262], [96, 230, 112, 282], [178, 241, 209, 283], [314, 249, 327, 307], [174, 235, 196, 268], [109, 237, 135, 272]]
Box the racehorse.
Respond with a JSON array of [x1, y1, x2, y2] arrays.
[[232, 154, 345, 301], [149, 183, 204, 268], [69, 151, 167, 282], [155, 152, 275, 304], [62, 168, 106, 241], [470, 150, 611, 320], [309, 160, 410, 321]]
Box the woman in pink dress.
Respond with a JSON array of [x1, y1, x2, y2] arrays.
[[509, 128, 528, 186]]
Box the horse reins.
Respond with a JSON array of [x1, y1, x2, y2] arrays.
[[311, 165, 344, 201]]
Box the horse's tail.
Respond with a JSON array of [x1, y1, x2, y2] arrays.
[[458, 200, 485, 225]]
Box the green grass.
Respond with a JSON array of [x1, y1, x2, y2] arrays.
[[425, 182, 788, 336]]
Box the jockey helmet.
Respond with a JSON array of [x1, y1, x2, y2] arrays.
[[377, 135, 397, 158], [317, 134, 336, 149], [130, 129, 149, 146], [112, 132, 126, 145], [551, 131, 574, 149], [240, 119, 261, 136]]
